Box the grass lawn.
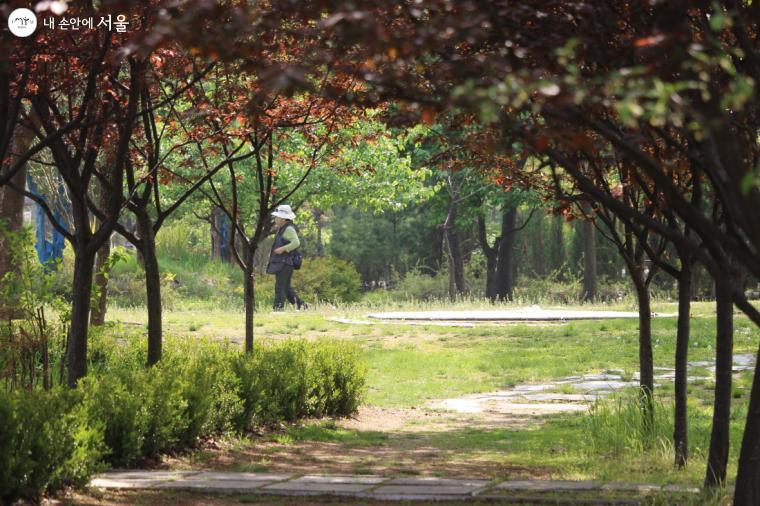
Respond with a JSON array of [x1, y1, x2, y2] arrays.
[[96, 299, 758, 500]]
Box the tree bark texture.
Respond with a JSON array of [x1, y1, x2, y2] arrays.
[[137, 211, 162, 366], [704, 277, 734, 488], [734, 340, 760, 504], [581, 215, 597, 301], [90, 236, 111, 326], [494, 207, 517, 301], [674, 259, 692, 468], [67, 248, 96, 387], [632, 267, 654, 434], [444, 204, 466, 300]]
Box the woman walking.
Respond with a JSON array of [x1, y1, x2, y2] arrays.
[[266, 204, 306, 310]]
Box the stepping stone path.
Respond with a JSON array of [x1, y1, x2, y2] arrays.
[[435, 354, 756, 415], [91, 471, 704, 501]]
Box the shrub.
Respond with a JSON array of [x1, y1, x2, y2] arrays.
[[293, 257, 362, 303], [1, 336, 365, 503], [80, 372, 150, 467], [232, 339, 366, 426], [391, 267, 449, 301], [0, 389, 105, 503]]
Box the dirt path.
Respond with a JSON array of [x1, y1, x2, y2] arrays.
[[161, 406, 551, 479]]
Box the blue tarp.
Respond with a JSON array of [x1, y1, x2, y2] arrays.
[[26, 175, 67, 269]]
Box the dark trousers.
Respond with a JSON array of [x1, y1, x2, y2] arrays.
[[273, 264, 301, 310]]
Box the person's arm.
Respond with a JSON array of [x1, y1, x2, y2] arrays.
[[280, 226, 300, 252]]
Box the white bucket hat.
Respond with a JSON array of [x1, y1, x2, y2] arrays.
[[272, 204, 296, 220]]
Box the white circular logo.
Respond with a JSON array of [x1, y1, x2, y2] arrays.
[[8, 8, 37, 37]]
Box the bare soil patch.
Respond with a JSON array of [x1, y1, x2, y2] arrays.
[[161, 406, 549, 479]]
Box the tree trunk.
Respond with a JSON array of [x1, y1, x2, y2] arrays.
[[90, 237, 111, 326], [244, 243, 255, 353], [67, 247, 97, 388], [674, 258, 692, 468], [532, 217, 545, 277], [137, 212, 162, 366], [581, 212, 597, 301], [704, 276, 734, 487], [734, 342, 760, 504], [632, 269, 655, 434], [553, 215, 566, 280], [495, 207, 517, 301], [211, 205, 224, 261], [0, 126, 33, 320], [477, 214, 498, 301], [444, 205, 465, 299]]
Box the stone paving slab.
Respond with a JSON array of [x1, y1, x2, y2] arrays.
[[89, 477, 173, 489], [160, 480, 274, 492], [261, 481, 373, 494], [296, 474, 386, 484], [494, 480, 599, 491], [191, 471, 292, 482], [386, 477, 491, 487], [91, 471, 704, 501], [372, 485, 484, 496]]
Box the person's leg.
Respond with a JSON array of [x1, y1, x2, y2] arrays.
[[286, 284, 305, 309], [273, 265, 293, 310]]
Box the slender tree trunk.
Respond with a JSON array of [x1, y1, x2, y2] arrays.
[[67, 247, 97, 387], [244, 244, 255, 353], [581, 211, 597, 301], [90, 237, 111, 326], [477, 214, 498, 301], [137, 212, 162, 366], [495, 207, 517, 301], [553, 215, 566, 280], [734, 342, 760, 504], [674, 258, 692, 468], [532, 217, 545, 277], [211, 205, 224, 261], [444, 205, 465, 299], [704, 276, 734, 487], [632, 270, 655, 434]]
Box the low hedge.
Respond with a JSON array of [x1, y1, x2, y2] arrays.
[[0, 337, 365, 503]]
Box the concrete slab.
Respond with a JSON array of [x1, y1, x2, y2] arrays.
[[521, 393, 599, 402], [191, 471, 293, 482], [485, 402, 589, 414], [734, 354, 755, 366], [438, 399, 483, 413], [329, 317, 475, 328], [296, 475, 386, 485], [601, 482, 662, 493], [89, 477, 171, 489], [386, 477, 491, 487], [261, 481, 373, 494], [367, 308, 651, 322], [572, 380, 639, 391], [494, 480, 599, 491], [512, 384, 557, 392], [95, 470, 197, 481], [372, 485, 484, 496], [662, 484, 700, 493], [160, 480, 272, 492]]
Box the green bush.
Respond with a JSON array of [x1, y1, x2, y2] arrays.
[[0, 389, 105, 503], [80, 372, 150, 467], [0, 336, 365, 503], [255, 257, 362, 308], [231, 339, 366, 426], [391, 267, 450, 301]]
